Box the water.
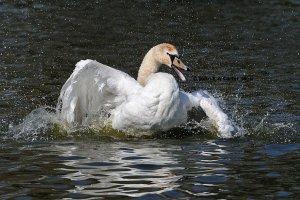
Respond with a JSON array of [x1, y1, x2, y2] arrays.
[[0, 0, 299, 199], [1, 140, 300, 199]]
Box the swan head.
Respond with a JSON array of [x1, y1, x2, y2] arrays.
[[138, 43, 190, 86], [157, 43, 190, 82]]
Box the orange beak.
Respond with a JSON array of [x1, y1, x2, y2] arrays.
[[171, 57, 190, 81]]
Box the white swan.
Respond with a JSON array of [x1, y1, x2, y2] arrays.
[[56, 43, 237, 137]]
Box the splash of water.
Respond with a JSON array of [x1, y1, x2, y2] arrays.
[[4, 106, 233, 141], [5, 107, 63, 141], [4, 94, 297, 142], [217, 85, 298, 143], [249, 112, 298, 143]]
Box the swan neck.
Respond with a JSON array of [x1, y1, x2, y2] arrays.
[[137, 48, 161, 86]]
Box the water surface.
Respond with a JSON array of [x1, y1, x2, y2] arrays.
[[0, 0, 299, 199]]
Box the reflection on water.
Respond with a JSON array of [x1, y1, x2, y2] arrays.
[[1, 140, 299, 199], [56, 142, 181, 198]]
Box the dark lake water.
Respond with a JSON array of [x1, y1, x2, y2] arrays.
[[0, 0, 299, 199]]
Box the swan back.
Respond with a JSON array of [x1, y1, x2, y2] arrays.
[[146, 73, 187, 130], [112, 73, 188, 131]]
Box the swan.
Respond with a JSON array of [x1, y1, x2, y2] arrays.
[[56, 43, 237, 137]]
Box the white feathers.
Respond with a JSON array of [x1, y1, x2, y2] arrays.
[[57, 59, 237, 137]]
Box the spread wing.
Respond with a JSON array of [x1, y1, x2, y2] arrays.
[[180, 90, 239, 138], [56, 59, 143, 125]]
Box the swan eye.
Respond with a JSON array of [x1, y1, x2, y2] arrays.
[[178, 60, 181, 64], [167, 53, 180, 63], [167, 53, 175, 63]]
